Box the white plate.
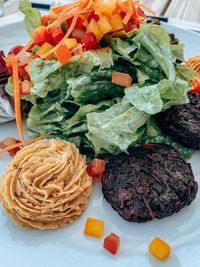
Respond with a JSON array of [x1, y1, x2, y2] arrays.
[[0, 17, 200, 267]]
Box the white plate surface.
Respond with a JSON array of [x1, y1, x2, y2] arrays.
[[0, 17, 200, 267]]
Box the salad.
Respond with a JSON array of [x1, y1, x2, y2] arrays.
[[3, 0, 194, 158]]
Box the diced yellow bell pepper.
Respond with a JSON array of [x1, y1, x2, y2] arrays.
[[35, 42, 54, 60], [109, 12, 124, 32], [86, 18, 104, 42], [63, 38, 78, 49], [84, 218, 104, 238], [149, 237, 171, 261], [97, 16, 112, 35], [93, 0, 116, 15]]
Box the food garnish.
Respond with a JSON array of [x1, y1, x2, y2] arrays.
[[87, 159, 105, 178], [149, 237, 171, 261], [0, 139, 92, 230], [103, 233, 120, 255], [0, 138, 21, 157], [84, 217, 104, 238]]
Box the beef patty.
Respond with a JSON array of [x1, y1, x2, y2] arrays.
[[101, 143, 198, 223], [155, 92, 200, 150]]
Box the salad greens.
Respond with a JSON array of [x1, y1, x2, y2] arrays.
[[6, 21, 194, 158]]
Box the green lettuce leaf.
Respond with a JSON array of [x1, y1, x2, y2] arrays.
[[86, 102, 148, 155], [19, 0, 42, 37]]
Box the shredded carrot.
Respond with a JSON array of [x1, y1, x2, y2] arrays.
[[0, 132, 52, 155], [123, 2, 133, 24], [79, 0, 90, 10], [136, 3, 156, 15], [50, 1, 80, 14], [16, 40, 34, 59], [11, 56, 25, 147], [116, 0, 128, 13]]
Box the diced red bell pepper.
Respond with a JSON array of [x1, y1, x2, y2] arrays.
[[18, 53, 30, 67], [81, 32, 98, 50], [20, 80, 33, 95], [137, 7, 146, 18], [32, 26, 52, 46], [67, 17, 86, 30], [191, 82, 200, 93], [70, 28, 85, 42], [8, 45, 25, 56], [41, 15, 51, 26], [51, 27, 65, 45], [124, 19, 139, 33], [87, 158, 105, 178], [87, 12, 100, 23], [103, 233, 120, 255]]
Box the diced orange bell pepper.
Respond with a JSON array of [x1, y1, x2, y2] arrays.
[[97, 16, 112, 35], [35, 42, 54, 60], [84, 218, 104, 238], [55, 45, 72, 65], [103, 233, 120, 255], [86, 18, 103, 42], [110, 12, 124, 32], [93, 0, 116, 15], [112, 72, 132, 87], [63, 38, 78, 49], [149, 237, 171, 261]]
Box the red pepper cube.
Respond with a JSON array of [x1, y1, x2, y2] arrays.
[[84, 218, 104, 238], [55, 45, 72, 65], [103, 233, 120, 255], [112, 72, 132, 88], [149, 237, 171, 261]]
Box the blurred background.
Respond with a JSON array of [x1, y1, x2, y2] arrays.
[[0, 0, 200, 28]]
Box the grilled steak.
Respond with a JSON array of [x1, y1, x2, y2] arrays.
[[155, 92, 200, 150], [102, 143, 198, 223]]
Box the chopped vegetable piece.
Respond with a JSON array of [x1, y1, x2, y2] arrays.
[[41, 15, 52, 26], [0, 132, 52, 155], [112, 72, 132, 87], [32, 45, 40, 54], [8, 45, 25, 56], [103, 233, 120, 255], [109, 13, 124, 32], [86, 18, 103, 42], [149, 237, 171, 261], [70, 28, 86, 42], [20, 80, 33, 95], [63, 38, 78, 49], [71, 43, 83, 55], [75, 17, 86, 30], [84, 218, 104, 238], [81, 32, 98, 50], [16, 40, 35, 59], [35, 42, 54, 59], [124, 19, 139, 32], [0, 138, 21, 157], [51, 27, 65, 45], [11, 56, 25, 146], [191, 82, 200, 93], [87, 158, 105, 178], [87, 12, 100, 23], [33, 26, 52, 46], [55, 45, 72, 65], [93, 0, 116, 15], [97, 16, 112, 35]]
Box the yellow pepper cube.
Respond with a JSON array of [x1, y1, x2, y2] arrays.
[[110, 13, 124, 32], [86, 18, 104, 42], [97, 16, 112, 35], [35, 42, 54, 60], [63, 38, 78, 49], [149, 237, 171, 261], [84, 218, 104, 238], [94, 0, 116, 15]]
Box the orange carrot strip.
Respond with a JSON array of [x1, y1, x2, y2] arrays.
[[79, 0, 90, 10], [16, 40, 34, 59], [123, 3, 133, 24], [136, 3, 156, 15], [0, 132, 52, 155], [70, 43, 84, 54], [11, 56, 25, 147], [116, 0, 128, 13], [50, 1, 80, 14]]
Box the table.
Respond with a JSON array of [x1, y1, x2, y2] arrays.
[[2, 0, 200, 23]]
